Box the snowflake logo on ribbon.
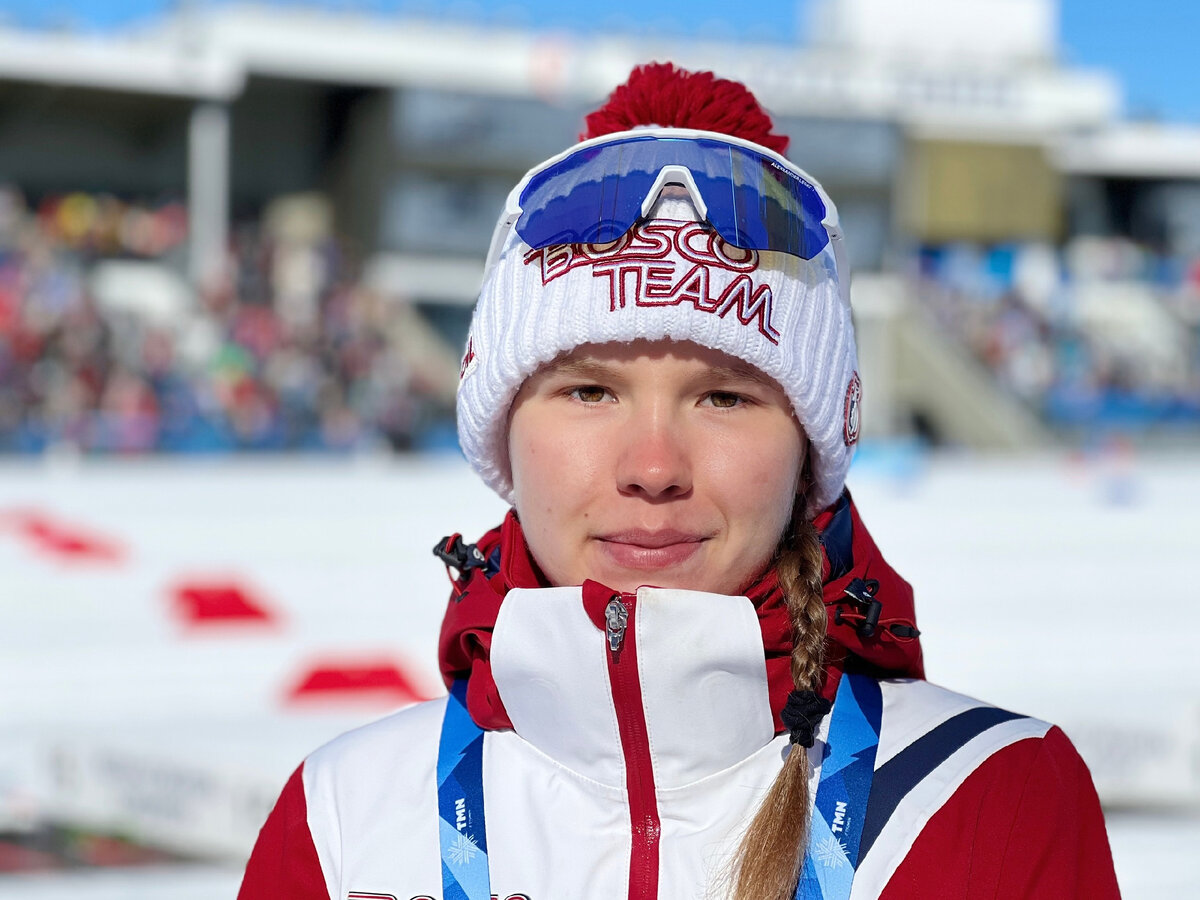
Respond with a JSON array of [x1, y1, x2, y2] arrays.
[[814, 835, 848, 869], [448, 832, 479, 866]]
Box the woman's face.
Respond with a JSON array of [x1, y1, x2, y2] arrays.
[[508, 340, 806, 595]]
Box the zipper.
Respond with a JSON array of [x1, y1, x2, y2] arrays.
[[605, 596, 629, 651], [603, 591, 661, 900]]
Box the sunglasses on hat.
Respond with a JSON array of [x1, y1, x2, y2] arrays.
[[485, 128, 836, 271]]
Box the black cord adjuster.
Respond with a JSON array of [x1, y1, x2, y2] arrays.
[[433, 534, 488, 575], [843, 577, 883, 638]]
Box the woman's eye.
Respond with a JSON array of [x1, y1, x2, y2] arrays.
[[570, 386, 609, 403], [706, 391, 743, 409]]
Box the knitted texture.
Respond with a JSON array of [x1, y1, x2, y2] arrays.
[[582, 62, 790, 155], [457, 155, 860, 516]]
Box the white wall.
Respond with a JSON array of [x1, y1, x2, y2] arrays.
[[809, 0, 1057, 63]]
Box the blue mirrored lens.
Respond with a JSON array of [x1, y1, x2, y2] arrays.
[[515, 136, 829, 259]]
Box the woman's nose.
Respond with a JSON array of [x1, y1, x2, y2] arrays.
[[615, 409, 692, 500]]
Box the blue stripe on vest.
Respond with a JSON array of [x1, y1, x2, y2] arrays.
[[857, 705, 1027, 863]]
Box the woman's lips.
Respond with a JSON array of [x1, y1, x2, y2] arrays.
[[594, 530, 708, 570]]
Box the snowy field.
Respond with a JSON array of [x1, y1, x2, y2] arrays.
[[1, 449, 1198, 898]]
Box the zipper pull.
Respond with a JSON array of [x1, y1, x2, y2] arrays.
[[605, 595, 629, 652]]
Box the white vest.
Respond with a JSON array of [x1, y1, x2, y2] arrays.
[[299, 586, 1048, 900]]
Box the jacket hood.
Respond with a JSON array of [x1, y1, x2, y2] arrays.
[[437, 490, 922, 731]]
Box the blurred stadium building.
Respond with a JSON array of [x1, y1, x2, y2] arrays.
[[3, 1, 1200, 895], [2, 0, 1200, 458]]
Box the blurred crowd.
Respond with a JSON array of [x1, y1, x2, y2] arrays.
[[0, 187, 454, 456], [913, 240, 1200, 431], [4, 183, 1200, 456]]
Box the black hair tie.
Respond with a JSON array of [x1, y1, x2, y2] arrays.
[[780, 690, 833, 748]]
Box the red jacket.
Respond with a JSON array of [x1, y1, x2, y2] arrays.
[[241, 498, 1120, 899]]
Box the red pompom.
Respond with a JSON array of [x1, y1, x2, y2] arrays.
[[582, 62, 789, 155]]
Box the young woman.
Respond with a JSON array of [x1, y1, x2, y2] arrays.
[[240, 64, 1120, 900]]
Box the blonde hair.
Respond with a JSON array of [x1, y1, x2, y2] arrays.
[[730, 506, 828, 899]]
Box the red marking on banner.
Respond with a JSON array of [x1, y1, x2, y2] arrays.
[[170, 580, 277, 627], [0, 839, 57, 872], [74, 833, 175, 867], [285, 659, 434, 707], [0, 508, 125, 563]]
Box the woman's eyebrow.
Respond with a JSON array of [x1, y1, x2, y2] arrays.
[[700, 365, 778, 388], [539, 359, 621, 380]]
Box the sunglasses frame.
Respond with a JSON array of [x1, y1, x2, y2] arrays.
[[482, 127, 843, 279]]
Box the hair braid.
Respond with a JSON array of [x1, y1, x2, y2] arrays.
[[730, 507, 827, 900]]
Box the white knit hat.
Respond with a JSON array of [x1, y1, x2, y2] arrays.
[[456, 127, 860, 516]]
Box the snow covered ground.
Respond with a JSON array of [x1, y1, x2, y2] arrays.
[[1, 448, 1197, 897]]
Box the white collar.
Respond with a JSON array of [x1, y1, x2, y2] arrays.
[[489, 585, 777, 790]]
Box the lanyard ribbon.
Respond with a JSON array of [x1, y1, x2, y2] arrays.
[[795, 672, 883, 900], [436, 680, 491, 900], [436, 672, 882, 900]]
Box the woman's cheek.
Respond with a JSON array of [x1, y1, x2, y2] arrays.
[[707, 429, 799, 490]]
